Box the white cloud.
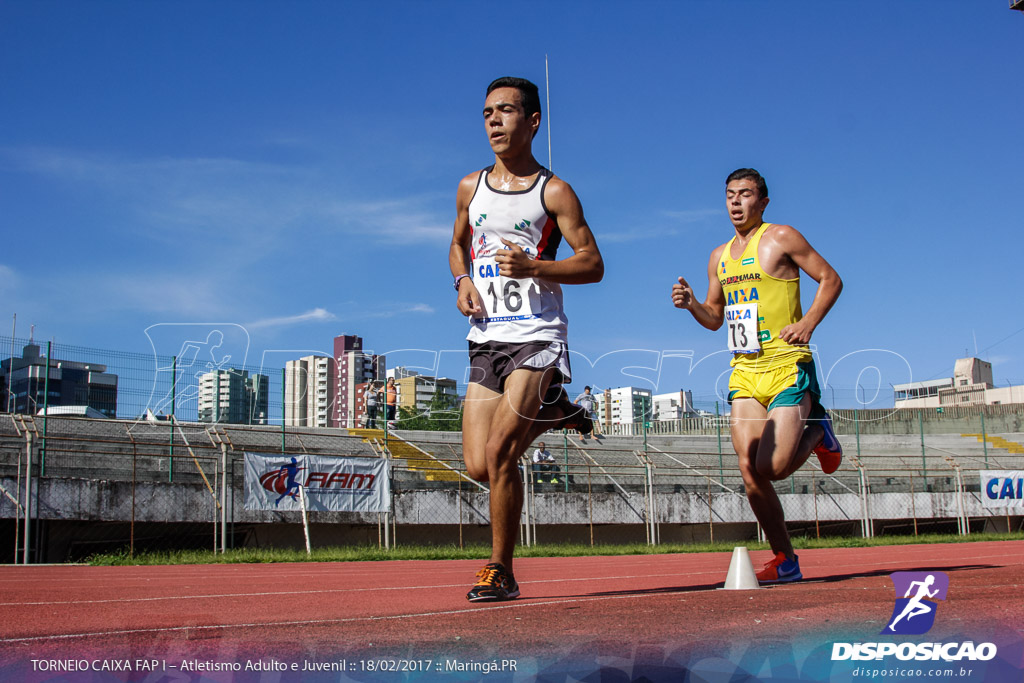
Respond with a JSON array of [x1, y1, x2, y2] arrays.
[[3, 147, 453, 251], [360, 302, 436, 319], [246, 308, 338, 330]]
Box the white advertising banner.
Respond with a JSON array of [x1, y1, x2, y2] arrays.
[[244, 452, 390, 513], [978, 470, 1024, 508]]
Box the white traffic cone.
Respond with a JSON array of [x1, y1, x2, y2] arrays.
[[722, 546, 761, 590]]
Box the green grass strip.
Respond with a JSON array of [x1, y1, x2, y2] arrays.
[[86, 531, 1023, 566]]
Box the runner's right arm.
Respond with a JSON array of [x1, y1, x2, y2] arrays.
[[450, 172, 483, 317], [672, 245, 727, 331]]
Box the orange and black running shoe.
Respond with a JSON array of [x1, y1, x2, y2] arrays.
[[544, 386, 592, 436], [466, 562, 520, 602]]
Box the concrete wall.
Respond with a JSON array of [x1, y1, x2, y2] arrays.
[[2, 476, 1007, 527], [4, 476, 1020, 562]]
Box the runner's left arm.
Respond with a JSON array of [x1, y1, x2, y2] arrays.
[[493, 177, 604, 284], [775, 226, 843, 345]]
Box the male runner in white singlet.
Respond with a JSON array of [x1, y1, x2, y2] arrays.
[[450, 77, 604, 602]]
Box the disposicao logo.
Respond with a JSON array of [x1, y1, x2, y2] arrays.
[[883, 571, 948, 635], [831, 571, 998, 663]]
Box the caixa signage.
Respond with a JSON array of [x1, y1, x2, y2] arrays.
[[979, 471, 1024, 508]]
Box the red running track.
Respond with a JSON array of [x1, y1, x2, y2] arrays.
[[1, 541, 1022, 677]]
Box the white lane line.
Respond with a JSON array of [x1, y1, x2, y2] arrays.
[[0, 544, 1019, 584], [0, 570, 725, 607], [8, 576, 1020, 646], [2, 574, 1020, 643], [2, 547, 1021, 606], [0, 588, 753, 644]]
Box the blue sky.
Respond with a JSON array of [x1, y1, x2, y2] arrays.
[[2, 1, 1022, 411]]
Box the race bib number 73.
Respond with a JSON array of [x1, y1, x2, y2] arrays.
[[725, 303, 760, 354]]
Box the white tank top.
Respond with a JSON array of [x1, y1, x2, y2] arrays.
[[466, 166, 568, 344]]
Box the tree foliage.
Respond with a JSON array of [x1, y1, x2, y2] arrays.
[[394, 388, 462, 432]]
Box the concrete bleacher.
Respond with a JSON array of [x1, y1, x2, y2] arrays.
[[391, 429, 1024, 496], [0, 414, 380, 484], [4, 413, 1021, 493], [348, 428, 461, 483], [4, 416, 1021, 562]]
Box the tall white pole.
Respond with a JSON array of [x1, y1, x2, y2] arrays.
[[8, 314, 16, 413], [545, 55, 552, 171], [299, 485, 311, 555]]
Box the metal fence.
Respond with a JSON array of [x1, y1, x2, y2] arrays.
[[1, 334, 288, 424], [2, 413, 1021, 562]]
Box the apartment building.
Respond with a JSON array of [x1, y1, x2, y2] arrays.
[[651, 390, 696, 421], [595, 386, 653, 426], [894, 357, 1024, 408], [395, 374, 458, 413], [197, 368, 268, 424], [333, 335, 385, 428], [1, 342, 118, 418], [284, 355, 337, 428]]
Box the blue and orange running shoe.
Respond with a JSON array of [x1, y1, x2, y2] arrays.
[[813, 411, 843, 475], [466, 562, 520, 602], [756, 552, 803, 584]]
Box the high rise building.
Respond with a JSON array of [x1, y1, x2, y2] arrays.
[[595, 386, 653, 426], [333, 335, 385, 428], [197, 368, 269, 424], [1, 343, 118, 418], [284, 355, 337, 428]]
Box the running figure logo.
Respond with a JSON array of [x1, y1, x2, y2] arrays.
[[882, 571, 949, 635], [259, 457, 305, 506]]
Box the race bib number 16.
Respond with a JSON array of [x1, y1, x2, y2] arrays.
[[474, 257, 540, 323], [725, 303, 760, 354]]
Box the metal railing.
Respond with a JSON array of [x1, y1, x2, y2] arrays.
[[2, 414, 1022, 562]]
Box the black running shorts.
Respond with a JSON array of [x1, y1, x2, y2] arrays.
[[467, 340, 571, 394]]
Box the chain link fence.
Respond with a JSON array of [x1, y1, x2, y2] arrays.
[[2, 411, 1021, 562], [1, 334, 287, 424]]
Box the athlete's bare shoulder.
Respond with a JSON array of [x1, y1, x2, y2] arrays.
[[541, 172, 582, 214], [760, 223, 819, 278], [542, 172, 573, 199], [762, 223, 806, 250], [456, 169, 485, 208], [459, 169, 485, 191]]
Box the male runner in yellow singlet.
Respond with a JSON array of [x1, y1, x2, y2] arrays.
[[450, 77, 603, 601], [671, 168, 842, 583]]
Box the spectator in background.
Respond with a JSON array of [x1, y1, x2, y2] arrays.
[[574, 386, 602, 442], [385, 377, 398, 426], [365, 382, 379, 429], [531, 441, 560, 484]]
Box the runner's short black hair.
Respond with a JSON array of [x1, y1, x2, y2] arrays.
[[726, 168, 769, 199], [584, 386, 591, 391], [487, 77, 542, 120]]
